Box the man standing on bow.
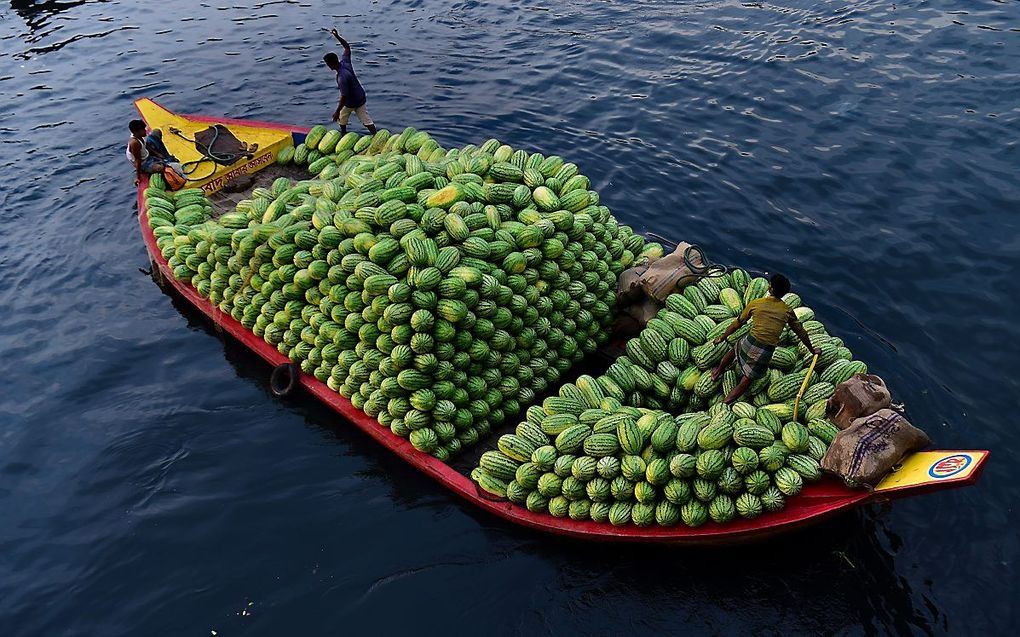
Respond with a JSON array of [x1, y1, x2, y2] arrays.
[[324, 28, 378, 135]]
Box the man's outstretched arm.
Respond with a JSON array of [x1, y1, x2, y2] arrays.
[[330, 29, 352, 56], [790, 321, 821, 355]]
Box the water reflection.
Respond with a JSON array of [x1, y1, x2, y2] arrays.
[[8, 0, 102, 33]]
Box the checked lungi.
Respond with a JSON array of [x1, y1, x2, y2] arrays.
[[735, 334, 775, 380]]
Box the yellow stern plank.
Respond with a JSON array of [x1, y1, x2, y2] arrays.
[[874, 450, 988, 493], [135, 98, 294, 194]]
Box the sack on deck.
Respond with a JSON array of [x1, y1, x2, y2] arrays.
[[615, 259, 661, 339], [640, 241, 704, 302], [192, 124, 257, 166], [821, 409, 931, 488], [617, 240, 705, 305], [625, 297, 661, 326], [616, 264, 649, 305], [826, 373, 891, 429]]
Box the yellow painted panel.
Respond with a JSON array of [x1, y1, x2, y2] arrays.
[[875, 451, 986, 492], [135, 99, 294, 194]]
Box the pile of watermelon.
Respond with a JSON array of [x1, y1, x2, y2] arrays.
[[471, 275, 871, 527], [144, 125, 659, 460]]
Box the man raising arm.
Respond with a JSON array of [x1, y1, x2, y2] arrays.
[[324, 29, 378, 135]]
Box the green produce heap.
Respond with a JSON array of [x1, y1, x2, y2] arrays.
[[471, 276, 871, 527], [143, 125, 660, 461]]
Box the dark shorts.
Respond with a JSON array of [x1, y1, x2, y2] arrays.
[[140, 156, 162, 174], [735, 334, 775, 380]]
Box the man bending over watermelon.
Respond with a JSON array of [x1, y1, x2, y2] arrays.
[[325, 29, 378, 136], [710, 274, 820, 404]]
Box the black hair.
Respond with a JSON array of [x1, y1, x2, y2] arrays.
[[129, 119, 147, 134], [770, 273, 791, 297], [323, 52, 339, 67]]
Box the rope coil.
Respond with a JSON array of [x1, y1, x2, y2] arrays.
[[643, 232, 731, 282]]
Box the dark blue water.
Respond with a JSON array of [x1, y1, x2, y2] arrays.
[[1, 1, 1017, 634]]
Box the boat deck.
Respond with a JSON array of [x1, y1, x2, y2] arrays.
[[136, 98, 295, 195], [207, 164, 307, 217]]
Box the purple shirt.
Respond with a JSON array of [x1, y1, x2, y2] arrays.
[[336, 52, 366, 108]]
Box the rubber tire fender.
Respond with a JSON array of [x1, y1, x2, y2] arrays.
[[270, 362, 300, 397]]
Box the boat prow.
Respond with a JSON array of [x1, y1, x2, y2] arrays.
[[135, 99, 989, 544], [134, 98, 300, 195]]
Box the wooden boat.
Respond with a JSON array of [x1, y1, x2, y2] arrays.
[[134, 98, 989, 544]]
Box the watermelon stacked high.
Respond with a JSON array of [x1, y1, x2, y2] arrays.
[[471, 276, 870, 527], [144, 126, 664, 460]]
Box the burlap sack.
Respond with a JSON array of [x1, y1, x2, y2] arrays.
[[192, 124, 256, 165], [617, 264, 650, 305], [826, 373, 891, 429], [606, 298, 663, 355], [626, 297, 661, 326], [640, 242, 704, 302], [821, 409, 931, 488]]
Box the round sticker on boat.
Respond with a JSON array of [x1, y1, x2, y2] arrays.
[[928, 454, 972, 479]]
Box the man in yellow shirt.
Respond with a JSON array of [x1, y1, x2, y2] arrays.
[[710, 274, 820, 404]]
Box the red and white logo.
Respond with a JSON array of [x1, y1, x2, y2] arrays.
[[928, 454, 972, 479]]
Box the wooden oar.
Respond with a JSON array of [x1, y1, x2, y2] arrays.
[[792, 353, 820, 422]]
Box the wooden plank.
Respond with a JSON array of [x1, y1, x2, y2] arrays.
[[873, 450, 989, 497]]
